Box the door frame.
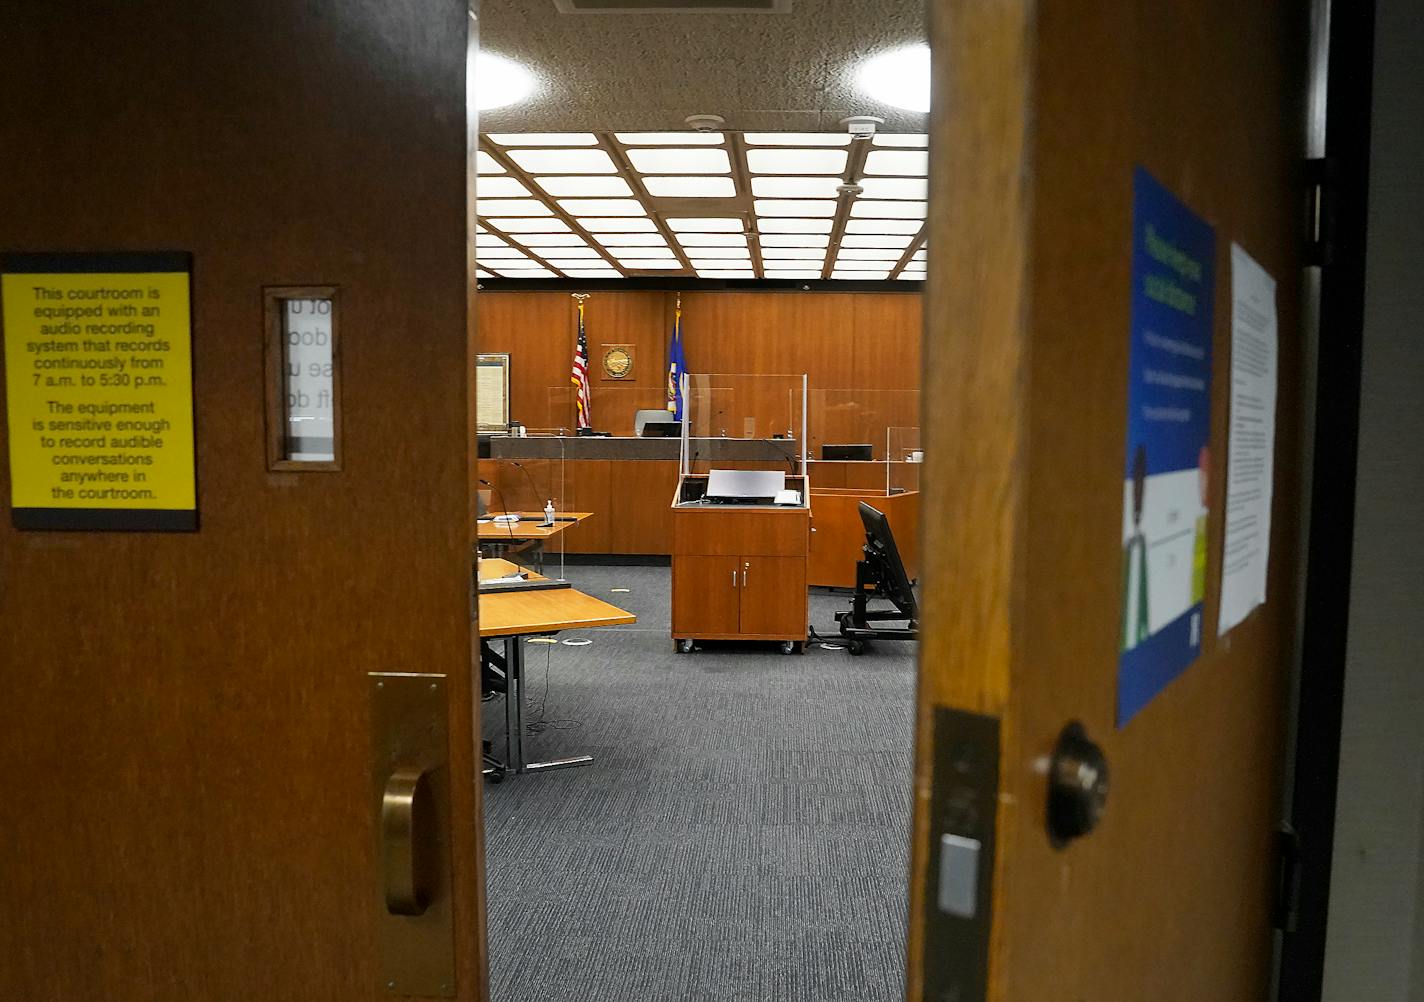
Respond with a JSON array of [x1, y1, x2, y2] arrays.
[[1273, 0, 1377, 998]]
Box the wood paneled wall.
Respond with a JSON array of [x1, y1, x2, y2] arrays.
[[476, 290, 923, 449]]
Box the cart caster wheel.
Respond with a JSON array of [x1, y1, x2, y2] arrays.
[[848, 641, 865, 656], [677, 639, 695, 654], [780, 641, 796, 655]]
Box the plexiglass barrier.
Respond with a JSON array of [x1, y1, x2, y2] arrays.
[[679, 373, 807, 477]]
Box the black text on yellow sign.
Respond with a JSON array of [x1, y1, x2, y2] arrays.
[[2, 252, 197, 531]]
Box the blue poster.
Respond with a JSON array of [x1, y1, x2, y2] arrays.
[[1118, 168, 1216, 726]]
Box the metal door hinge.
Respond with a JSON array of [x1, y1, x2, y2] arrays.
[[1304, 157, 1337, 266], [1273, 824, 1302, 932]]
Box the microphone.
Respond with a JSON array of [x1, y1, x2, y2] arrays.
[[477, 478, 515, 538]]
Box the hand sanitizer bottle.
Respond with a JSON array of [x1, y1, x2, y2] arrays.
[[543, 499, 555, 527]]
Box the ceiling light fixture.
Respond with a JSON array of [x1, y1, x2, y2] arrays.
[[474, 52, 536, 112], [856, 43, 931, 114]]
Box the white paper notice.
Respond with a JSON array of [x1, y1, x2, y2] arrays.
[[1218, 244, 1278, 635]]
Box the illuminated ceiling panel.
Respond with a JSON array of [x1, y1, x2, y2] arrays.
[[475, 130, 928, 282]]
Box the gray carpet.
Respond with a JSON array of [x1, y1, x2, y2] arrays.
[[481, 563, 914, 1002]]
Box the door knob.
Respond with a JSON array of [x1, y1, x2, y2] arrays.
[[1046, 721, 1108, 847]]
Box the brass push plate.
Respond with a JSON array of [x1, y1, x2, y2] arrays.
[[921, 706, 1000, 1002], [370, 672, 455, 998]]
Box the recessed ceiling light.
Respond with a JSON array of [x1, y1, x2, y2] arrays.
[[476, 176, 531, 198], [696, 270, 755, 279], [527, 246, 601, 258], [750, 176, 845, 198], [644, 176, 737, 198], [898, 271, 927, 281], [619, 260, 683, 270], [478, 198, 553, 217], [543, 258, 605, 268], [558, 198, 645, 216], [667, 217, 744, 232], [627, 148, 732, 174], [743, 133, 851, 147], [863, 149, 930, 176], [850, 200, 928, 219], [840, 233, 914, 248], [674, 233, 747, 247], [838, 247, 904, 260], [756, 218, 834, 233], [492, 268, 557, 278], [476, 151, 506, 175], [562, 269, 623, 278], [508, 148, 617, 174], [612, 247, 676, 260], [764, 270, 824, 279], [487, 133, 597, 146], [745, 148, 848, 175], [831, 269, 890, 280], [758, 233, 830, 247], [684, 247, 750, 259], [760, 247, 826, 260], [616, 132, 725, 145], [873, 133, 930, 148], [857, 43, 930, 114], [755, 199, 838, 218], [832, 259, 894, 270], [579, 217, 658, 232], [911, 250, 927, 262], [491, 218, 572, 233], [475, 247, 531, 258], [475, 234, 510, 248], [515, 234, 589, 247], [844, 218, 923, 234], [858, 177, 929, 200], [595, 233, 668, 246], [689, 258, 751, 269], [535, 176, 634, 197], [474, 52, 535, 112]]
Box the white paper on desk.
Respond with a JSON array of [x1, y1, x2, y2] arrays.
[[1218, 244, 1278, 635]]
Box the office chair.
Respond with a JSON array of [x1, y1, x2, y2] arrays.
[[480, 638, 507, 782], [834, 502, 919, 655]]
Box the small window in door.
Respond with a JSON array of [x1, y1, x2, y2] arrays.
[[264, 286, 341, 470]]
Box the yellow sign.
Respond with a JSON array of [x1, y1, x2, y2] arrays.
[[2, 253, 197, 530]]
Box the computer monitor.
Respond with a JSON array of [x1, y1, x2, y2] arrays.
[[822, 443, 873, 461], [858, 502, 918, 618], [634, 408, 677, 436], [706, 468, 785, 503], [642, 421, 682, 438]]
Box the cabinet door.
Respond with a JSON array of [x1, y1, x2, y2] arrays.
[[672, 555, 741, 636], [738, 556, 808, 639]]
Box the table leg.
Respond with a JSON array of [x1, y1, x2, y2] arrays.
[[504, 635, 524, 773]]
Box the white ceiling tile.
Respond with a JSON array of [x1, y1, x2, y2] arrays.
[[764, 270, 824, 279], [611, 248, 675, 261], [696, 270, 755, 279], [743, 132, 852, 147], [526, 246, 601, 258], [507, 148, 617, 174], [515, 234, 589, 247], [491, 218, 572, 233], [831, 270, 890, 280], [844, 218, 923, 234], [476, 151, 505, 175], [750, 176, 845, 198], [690, 258, 752, 269], [475, 234, 510, 248], [873, 133, 930, 147], [832, 259, 895, 270], [491, 267, 557, 278], [594, 232, 668, 246], [897, 272, 927, 280], [476, 176, 531, 198], [619, 260, 684, 270], [911, 249, 927, 262], [474, 247, 530, 259], [644, 176, 737, 198], [754, 199, 838, 217], [758, 233, 830, 247], [558, 198, 646, 216], [488, 133, 598, 146], [858, 177, 928, 200], [543, 258, 606, 268], [746, 148, 849, 174], [534, 175, 634, 197], [837, 247, 904, 260], [760, 247, 826, 259], [476, 269, 494, 278], [850, 199, 928, 219], [863, 149, 929, 176], [684, 246, 750, 259], [616, 132, 724, 145], [840, 233, 914, 248], [666, 217, 745, 232], [756, 218, 834, 233], [579, 217, 658, 232], [478, 198, 553, 216], [674, 233, 747, 247], [626, 147, 732, 174], [562, 269, 623, 278]]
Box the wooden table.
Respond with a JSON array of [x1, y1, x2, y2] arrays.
[[477, 512, 593, 572], [476, 558, 635, 775]]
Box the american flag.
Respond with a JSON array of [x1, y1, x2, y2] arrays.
[[571, 298, 592, 430]]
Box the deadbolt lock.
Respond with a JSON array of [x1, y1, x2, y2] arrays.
[[1046, 721, 1109, 848]]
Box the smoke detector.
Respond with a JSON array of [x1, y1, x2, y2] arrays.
[[840, 115, 885, 140], [684, 114, 727, 133]]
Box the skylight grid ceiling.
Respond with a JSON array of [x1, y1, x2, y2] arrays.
[[476, 131, 929, 282]]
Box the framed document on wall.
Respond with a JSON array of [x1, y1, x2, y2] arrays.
[[476, 353, 510, 432]]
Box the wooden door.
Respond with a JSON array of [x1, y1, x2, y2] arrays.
[[739, 555, 809, 639], [0, 4, 485, 1001], [672, 554, 742, 636], [909, 2, 1305, 1000]]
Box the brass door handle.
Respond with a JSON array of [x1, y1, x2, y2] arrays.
[[381, 765, 434, 916]]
